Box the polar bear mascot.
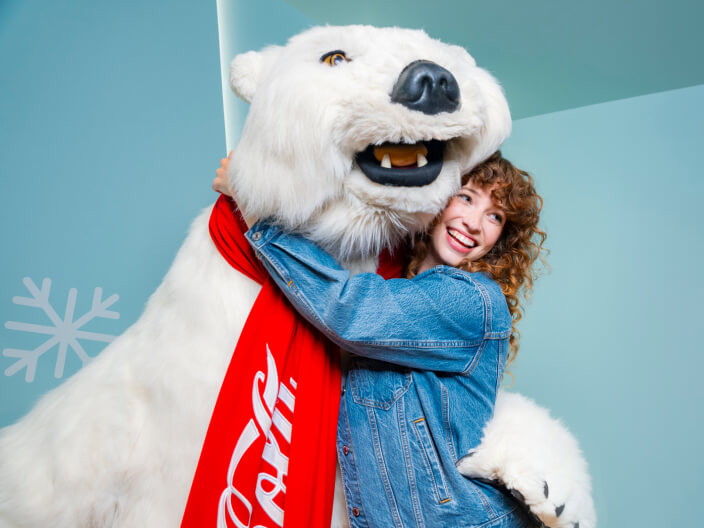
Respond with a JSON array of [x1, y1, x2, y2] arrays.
[[0, 26, 595, 528]]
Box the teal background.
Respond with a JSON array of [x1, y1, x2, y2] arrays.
[[505, 86, 704, 526], [0, 0, 224, 422], [1, 1, 703, 526]]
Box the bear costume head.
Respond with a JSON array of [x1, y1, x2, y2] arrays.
[[228, 25, 511, 269]]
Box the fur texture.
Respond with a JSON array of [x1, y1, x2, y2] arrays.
[[457, 391, 597, 528], [0, 25, 592, 528], [228, 26, 511, 269]]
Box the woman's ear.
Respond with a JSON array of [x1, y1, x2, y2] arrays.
[[229, 45, 283, 103]]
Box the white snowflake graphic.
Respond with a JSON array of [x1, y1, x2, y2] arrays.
[[3, 278, 119, 382]]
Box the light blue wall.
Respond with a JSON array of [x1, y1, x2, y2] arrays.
[[282, 0, 704, 119], [0, 0, 224, 424], [504, 85, 704, 526], [216, 0, 314, 147], [2, 1, 703, 526]]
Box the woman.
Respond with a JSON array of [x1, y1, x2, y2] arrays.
[[215, 152, 545, 527]]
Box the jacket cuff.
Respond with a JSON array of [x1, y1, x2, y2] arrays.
[[245, 219, 281, 249]]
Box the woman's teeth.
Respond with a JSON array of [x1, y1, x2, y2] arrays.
[[448, 228, 476, 248]]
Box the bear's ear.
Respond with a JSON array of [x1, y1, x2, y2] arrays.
[[469, 69, 512, 166], [448, 44, 476, 67], [229, 45, 282, 103]]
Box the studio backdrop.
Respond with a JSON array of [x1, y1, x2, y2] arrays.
[[1, 1, 703, 526]]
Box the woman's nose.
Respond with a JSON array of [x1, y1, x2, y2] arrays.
[[462, 212, 481, 232]]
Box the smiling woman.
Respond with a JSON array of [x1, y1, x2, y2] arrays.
[[214, 149, 546, 365], [238, 149, 547, 527], [421, 183, 506, 269], [409, 151, 546, 363]]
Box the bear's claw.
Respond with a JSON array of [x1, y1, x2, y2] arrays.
[[455, 391, 596, 528]]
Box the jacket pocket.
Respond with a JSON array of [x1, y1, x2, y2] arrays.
[[412, 417, 452, 504], [349, 358, 412, 410]]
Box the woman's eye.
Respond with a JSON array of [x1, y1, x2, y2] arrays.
[[489, 213, 503, 223], [321, 50, 348, 67], [457, 193, 472, 203]]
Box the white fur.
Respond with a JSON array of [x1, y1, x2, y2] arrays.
[[457, 391, 597, 528], [228, 26, 511, 268], [0, 211, 262, 527], [0, 25, 591, 528]]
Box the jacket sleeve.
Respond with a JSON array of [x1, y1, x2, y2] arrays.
[[247, 222, 498, 373]]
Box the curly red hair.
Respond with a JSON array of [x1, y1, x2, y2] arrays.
[[407, 151, 546, 364]]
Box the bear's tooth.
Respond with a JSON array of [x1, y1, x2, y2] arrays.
[[417, 153, 428, 168], [381, 154, 392, 169]]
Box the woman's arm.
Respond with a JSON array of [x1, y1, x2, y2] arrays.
[[246, 221, 511, 374]]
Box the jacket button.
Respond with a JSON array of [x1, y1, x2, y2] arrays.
[[251, 231, 262, 241], [352, 507, 360, 517], [343, 445, 349, 455]]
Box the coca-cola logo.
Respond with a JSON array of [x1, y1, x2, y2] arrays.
[[218, 345, 297, 528]]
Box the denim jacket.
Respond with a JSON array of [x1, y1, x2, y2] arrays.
[[247, 222, 527, 528]]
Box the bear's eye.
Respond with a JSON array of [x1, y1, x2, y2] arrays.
[[320, 50, 348, 67]]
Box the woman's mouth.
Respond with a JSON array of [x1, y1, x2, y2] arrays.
[[447, 227, 476, 252], [355, 140, 445, 187]]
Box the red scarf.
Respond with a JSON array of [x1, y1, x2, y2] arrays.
[[181, 195, 404, 527]]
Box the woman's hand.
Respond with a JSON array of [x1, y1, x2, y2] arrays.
[[213, 150, 257, 228], [213, 151, 234, 196]]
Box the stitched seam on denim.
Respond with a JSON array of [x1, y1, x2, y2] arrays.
[[471, 276, 492, 338], [411, 418, 451, 503], [462, 336, 487, 376], [442, 385, 457, 462], [256, 251, 293, 292], [471, 479, 498, 520], [455, 273, 489, 375], [421, 418, 452, 502], [367, 406, 404, 527], [338, 397, 367, 526], [397, 398, 426, 528], [350, 369, 412, 410], [411, 419, 443, 502], [495, 339, 504, 395], [474, 504, 520, 528], [354, 339, 483, 347], [484, 331, 511, 340]]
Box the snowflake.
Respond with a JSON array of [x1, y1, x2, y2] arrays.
[[3, 278, 120, 382]]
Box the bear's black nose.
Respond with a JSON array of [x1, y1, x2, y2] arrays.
[[391, 60, 460, 115]]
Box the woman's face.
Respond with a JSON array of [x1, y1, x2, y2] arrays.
[[419, 181, 506, 273]]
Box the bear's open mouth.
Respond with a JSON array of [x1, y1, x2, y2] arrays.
[[356, 140, 445, 187]]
